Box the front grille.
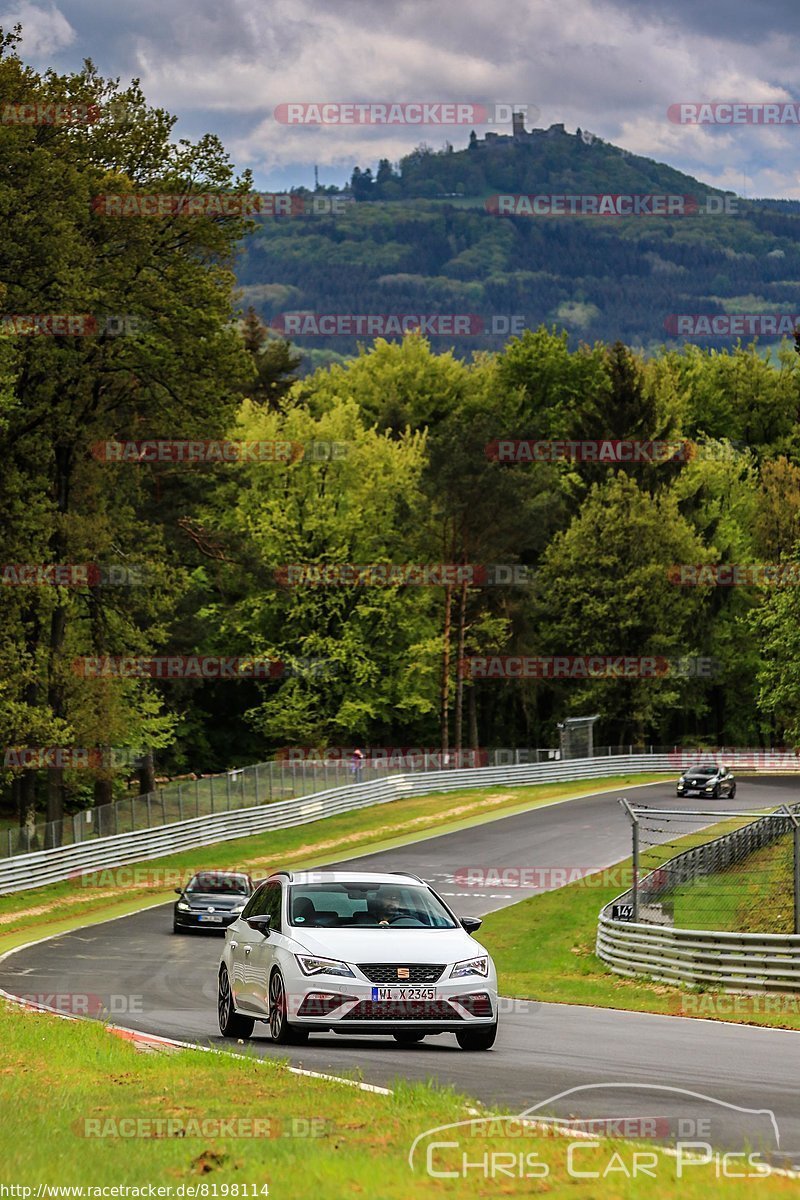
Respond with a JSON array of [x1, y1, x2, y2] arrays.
[[345, 1000, 461, 1021], [358, 963, 445, 984]]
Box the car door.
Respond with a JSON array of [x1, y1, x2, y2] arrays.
[[231, 883, 271, 1011], [246, 881, 284, 1017]]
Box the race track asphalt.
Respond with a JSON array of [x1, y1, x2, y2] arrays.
[[3, 776, 798, 1168]]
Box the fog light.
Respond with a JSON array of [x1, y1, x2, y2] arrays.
[[297, 992, 349, 1017]]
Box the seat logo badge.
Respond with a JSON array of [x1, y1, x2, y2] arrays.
[[397, 968, 410, 979]]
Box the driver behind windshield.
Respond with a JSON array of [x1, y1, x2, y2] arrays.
[[371, 889, 404, 926]]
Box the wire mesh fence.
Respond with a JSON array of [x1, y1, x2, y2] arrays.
[[616, 802, 800, 934], [1, 748, 562, 859]]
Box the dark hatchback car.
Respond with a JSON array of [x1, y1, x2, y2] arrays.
[[676, 762, 736, 799], [173, 871, 255, 933]]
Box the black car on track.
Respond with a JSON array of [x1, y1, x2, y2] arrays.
[[676, 762, 736, 799], [173, 870, 255, 933]]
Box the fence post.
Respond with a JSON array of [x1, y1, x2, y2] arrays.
[[620, 798, 639, 922], [7, 829, 11, 858], [195, 777, 200, 818], [210, 775, 215, 813], [792, 812, 800, 936], [226, 772, 232, 810], [178, 784, 184, 822]]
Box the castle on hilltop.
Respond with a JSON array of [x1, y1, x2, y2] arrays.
[[477, 112, 568, 146]]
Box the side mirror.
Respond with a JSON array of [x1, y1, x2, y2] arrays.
[[460, 916, 482, 933], [246, 914, 271, 936], [174, 888, 183, 896]]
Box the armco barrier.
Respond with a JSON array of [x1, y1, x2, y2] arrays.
[[596, 914, 800, 991], [597, 798, 800, 990], [0, 753, 673, 894]]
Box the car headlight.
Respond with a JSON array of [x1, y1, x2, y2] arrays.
[[176, 901, 190, 911], [296, 955, 355, 978], [450, 956, 490, 979]]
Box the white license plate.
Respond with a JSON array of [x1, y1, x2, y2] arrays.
[[372, 986, 436, 1001], [199, 914, 224, 923]]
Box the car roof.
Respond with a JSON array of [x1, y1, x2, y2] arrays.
[[270, 870, 424, 886]]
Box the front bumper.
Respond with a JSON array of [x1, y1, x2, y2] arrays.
[[280, 974, 499, 1032], [174, 909, 243, 930]]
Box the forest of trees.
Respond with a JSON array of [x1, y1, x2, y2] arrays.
[[238, 131, 800, 358], [4, 32, 800, 840]]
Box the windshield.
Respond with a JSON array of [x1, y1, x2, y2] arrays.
[[287, 883, 457, 929], [687, 764, 719, 775], [186, 872, 250, 895]]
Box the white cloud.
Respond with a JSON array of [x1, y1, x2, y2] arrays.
[[1, 1, 75, 57]]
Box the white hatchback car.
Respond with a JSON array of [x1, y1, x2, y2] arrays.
[[217, 870, 499, 1050]]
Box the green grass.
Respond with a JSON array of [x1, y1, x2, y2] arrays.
[[0, 1003, 793, 1195], [479, 820, 800, 1031], [0, 773, 664, 955], [669, 834, 796, 934]]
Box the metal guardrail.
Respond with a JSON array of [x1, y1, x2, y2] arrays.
[[598, 801, 800, 990], [596, 916, 800, 991], [0, 753, 670, 894]]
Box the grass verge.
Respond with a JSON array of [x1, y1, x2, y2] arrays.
[[0, 773, 662, 955], [0, 1003, 793, 1195]]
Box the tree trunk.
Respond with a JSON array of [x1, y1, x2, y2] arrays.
[[137, 751, 156, 796], [468, 686, 479, 759], [94, 775, 114, 835], [46, 769, 65, 847], [440, 585, 453, 761], [453, 576, 468, 762], [45, 445, 72, 831]]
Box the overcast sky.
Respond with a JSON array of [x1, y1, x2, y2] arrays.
[[3, 0, 800, 196]]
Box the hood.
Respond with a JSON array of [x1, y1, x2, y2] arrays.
[[287, 927, 487, 964], [183, 892, 247, 909]]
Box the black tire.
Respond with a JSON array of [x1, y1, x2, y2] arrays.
[[456, 1023, 498, 1051], [393, 1031, 426, 1045], [218, 966, 255, 1038], [268, 971, 309, 1045], [712, 784, 721, 798], [172, 922, 184, 934], [729, 784, 736, 798]]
